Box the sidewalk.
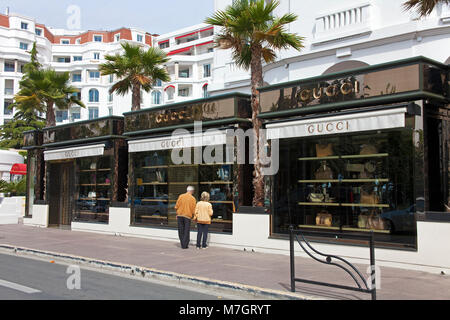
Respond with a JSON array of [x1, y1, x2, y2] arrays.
[[0, 223, 449, 300]]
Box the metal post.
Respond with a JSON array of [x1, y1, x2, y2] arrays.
[[289, 225, 295, 292], [369, 231, 376, 300]]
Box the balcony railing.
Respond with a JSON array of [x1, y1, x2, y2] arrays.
[[314, 3, 371, 43]]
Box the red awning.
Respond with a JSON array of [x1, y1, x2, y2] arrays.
[[195, 40, 214, 47], [158, 39, 169, 44], [10, 163, 26, 175], [175, 31, 198, 40], [202, 83, 209, 88], [164, 85, 175, 91], [167, 46, 193, 56], [199, 26, 214, 33]]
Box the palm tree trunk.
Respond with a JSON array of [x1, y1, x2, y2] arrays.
[[250, 44, 264, 207], [131, 85, 141, 111], [46, 101, 56, 127]]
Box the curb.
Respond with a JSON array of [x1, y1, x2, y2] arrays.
[[0, 244, 320, 300]]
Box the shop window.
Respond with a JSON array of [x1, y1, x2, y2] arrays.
[[130, 147, 235, 233], [89, 107, 99, 119], [271, 129, 417, 248], [74, 156, 113, 223]]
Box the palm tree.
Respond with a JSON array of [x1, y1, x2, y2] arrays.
[[206, 0, 304, 206], [13, 69, 84, 127], [99, 43, 170, 111], [403, 0, 450, 17]]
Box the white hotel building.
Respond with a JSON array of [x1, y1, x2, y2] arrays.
[[0, 9, 214, 127]]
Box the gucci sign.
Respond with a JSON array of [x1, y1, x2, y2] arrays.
[[307, 121, 350, 135], [64, 150, 79, 158], [297, 81, 360, 102], [160, 138, 184, 149], [155, 102, 218, 124]]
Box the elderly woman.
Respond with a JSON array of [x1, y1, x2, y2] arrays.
[[194, 191, 213, 249]]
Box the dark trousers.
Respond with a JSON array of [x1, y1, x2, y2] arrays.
[[177, 216, 191, 249], [196, 223, 209, 248]]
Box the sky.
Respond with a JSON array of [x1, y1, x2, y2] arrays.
[[0, 0, 215, 35]]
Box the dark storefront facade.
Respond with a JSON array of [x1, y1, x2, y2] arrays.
[[24, 116, 128, 227], [124, 93, 253, 233], [260, 56, 449, 249]]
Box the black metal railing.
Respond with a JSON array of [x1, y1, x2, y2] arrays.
[[289, 226, 376, 300]]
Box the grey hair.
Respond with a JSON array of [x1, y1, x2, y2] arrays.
[[187, 186, 195, 192], [200, 191, 210, 202]]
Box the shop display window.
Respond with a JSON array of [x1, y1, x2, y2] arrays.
[[271, 129, 418, 248], [131, 146, 235, 233], [74, 155, 113, 223]]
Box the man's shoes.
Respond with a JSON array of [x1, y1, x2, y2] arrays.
[[202, 246, 208, 250], [196, 247, 200, 250]]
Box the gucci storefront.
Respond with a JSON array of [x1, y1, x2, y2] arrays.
[[124, 93, 253, 233], [260, 56, 449, 249], [24, 116, 128, 227]]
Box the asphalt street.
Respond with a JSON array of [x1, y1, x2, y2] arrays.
[[0, 253, 225, 300]]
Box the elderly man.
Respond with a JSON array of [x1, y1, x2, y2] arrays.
[[174, 186, 197, 249]]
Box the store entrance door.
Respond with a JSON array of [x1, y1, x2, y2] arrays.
[[48, 162, 74, 228]]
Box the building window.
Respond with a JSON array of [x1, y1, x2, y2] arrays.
[[203, 64, 211, 78], [35, 28, 42, 36], [159, 41, 169, 49], [56, 110, 68, 123], [108, 106, 113, 116], [89, 71, 100, 79], [76, 38, 81, 44], [115, 34, 120, 42], [57, 57, 71, 63], [179, 69, 190, 78], [137, 34, 143, 42], [61, 39, 70, 45], [21, 22, 28, 30], [203, 85, 209, 98], [4, 80, 14, 95], [108, 93, 113, 102], [19, 42, 29, 50], [4, 62, 15, 72], [4, 100, 13, 115], [178, 88, 190, 97], [93, 52, 100, 60], [72, 91, 81, 100], [72, 74, 82, 82], [89, 89, 99, 102], [71, 108, 81, 121], [155, 79, 162, 87], [88, 107, 99, 120], [94, 35, 103, 42], [208, 48, 214, 53], [73, 56, 82, 61], [151, 91, 161, 105], [109, 74, 114, 83]]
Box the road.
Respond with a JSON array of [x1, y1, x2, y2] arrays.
[[0, 253, 226, 300]]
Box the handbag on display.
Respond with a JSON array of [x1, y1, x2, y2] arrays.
[[360, 144, 378, 155], [308, 193, 325, 203], [367, 213, 386, 230], [316, 211, 332, 227], [314, 162, 333, 180], [316, 143, 334, 157], [358, 214, 369, 228], [360, 191, 379, 204]]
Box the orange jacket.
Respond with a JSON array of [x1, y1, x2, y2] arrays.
[[175, 192, 196, 219]]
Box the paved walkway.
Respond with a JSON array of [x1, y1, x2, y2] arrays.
[[0, 223, 449, 300]]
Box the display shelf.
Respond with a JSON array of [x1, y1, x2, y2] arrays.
[[298, 178, 389, 183], [298, 224, 340, 230], [142, 165, 169, 169], [298, 202, 340, 206], [211, 219, 232, 223], [78, 198, 110, 201], [78, 183, 111, 186], [200, 181, 233, 184], [342, 226, 390, 234], [79, 168, 111, 172], [139, 182, 168, 185], [170, 182, 198, 185], [140, 199, 169, 202], [298, 202, 388, 208], [139, 215, 168, 220], [298, 153, 389, 161], [78, 210, 109, 215], [341, 203, 389, 208]]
